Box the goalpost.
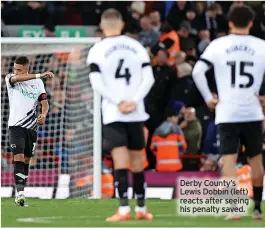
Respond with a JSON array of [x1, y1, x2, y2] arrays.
[[1, 38, 102, 199]]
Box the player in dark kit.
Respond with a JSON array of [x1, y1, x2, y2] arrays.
[[193, 5, 265, 220], [5, 56, 54, 206]]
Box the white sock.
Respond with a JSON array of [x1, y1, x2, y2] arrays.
[[118, 206, 130, 215], [18, 191, 24, 196], [135, 205, 146, 213]]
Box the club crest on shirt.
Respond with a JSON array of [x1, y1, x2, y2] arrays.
[[10, 144, 16, 149]]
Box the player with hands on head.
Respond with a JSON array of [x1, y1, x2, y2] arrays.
[[5, 56, 53, 207]]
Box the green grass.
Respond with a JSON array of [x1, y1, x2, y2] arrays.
[[1, 198, 265, 227]]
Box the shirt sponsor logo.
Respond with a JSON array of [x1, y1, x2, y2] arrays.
[[21, 89, 37, 99]]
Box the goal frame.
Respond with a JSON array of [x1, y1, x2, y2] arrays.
[[1, 37, 102, 199]]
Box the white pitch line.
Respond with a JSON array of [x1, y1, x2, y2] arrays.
[[16, 214, 177, 223]]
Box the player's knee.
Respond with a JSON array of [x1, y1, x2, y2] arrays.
[[130, 150, 143, 172], [111, 146, 129, 169], [14, 154, 24, 162], [24, 157, 31, 164], [251, 166, 264, 185]]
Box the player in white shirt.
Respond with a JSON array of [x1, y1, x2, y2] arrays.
[[192, 5, 265, 220], [5, 56, 54, 206], [87, 9, 155, 222]]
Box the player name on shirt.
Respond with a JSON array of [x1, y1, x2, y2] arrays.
[[226, 44, 255, 56], [105, 44, 137, 58], [5, 74, 46, 131]]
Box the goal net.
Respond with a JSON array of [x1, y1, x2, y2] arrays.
[[1, 38, 102, 199]]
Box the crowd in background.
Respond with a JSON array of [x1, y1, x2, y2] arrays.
[[1, 1, 265, 173]]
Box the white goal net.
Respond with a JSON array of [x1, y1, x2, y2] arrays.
[[1, 38, 102, 199]]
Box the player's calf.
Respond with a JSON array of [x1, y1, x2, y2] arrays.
[[248, 154, 264, 216], [14, 154, 26, 206], [130, 150, 153, 220], [14, 154, 26, 194], [24, 156, 31, 186]]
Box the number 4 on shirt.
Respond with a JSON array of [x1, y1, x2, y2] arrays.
[[115, 59, 131, 85]]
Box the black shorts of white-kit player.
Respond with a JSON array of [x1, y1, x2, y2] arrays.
[[103, 121, 145, 151], [218, 121, 263, 157], [9, 126, 37, 157]]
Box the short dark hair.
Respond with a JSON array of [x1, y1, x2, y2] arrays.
[[228, 5, 255, 28], [15, 56, 29, 66], [101, 8, 122, 21]]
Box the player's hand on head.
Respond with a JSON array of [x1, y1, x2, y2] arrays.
[[37, 114, 46, 125], [40, 72, 54, 79]]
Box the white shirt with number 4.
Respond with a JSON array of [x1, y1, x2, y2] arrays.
[[87, 35, 153, 125]]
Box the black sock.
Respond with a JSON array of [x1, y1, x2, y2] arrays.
[[253, 186, 263, 212], [24, 164, 30, 186], [115, 169, 129, 206], [14, 161, 25, 192], [133, 171, 146, 207]]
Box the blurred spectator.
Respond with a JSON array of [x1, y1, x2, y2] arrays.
[[150, 104, 187, 172], [145, 48, 176, 132], [130, 1, 145, 20], [149, 11, 162, 32], [180, 107, 202, 155], [175, 51, 186, 66], [177, 21, 196, 53], [167, 1, 193, 30], [170, 62, 194, 105], [43, 23, 55, 37], [124, 19, 141, 40], [145, 1, 166, 21], [139, 16, 160, 48], [22, 1, 53, 25], [197, 30, 211, 54], [158, 22, 180, 66]]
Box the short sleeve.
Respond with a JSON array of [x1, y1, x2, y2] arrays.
[[199, 41, 217, 66], [38, 79, 46, 95], [5, 74, 15, 89]]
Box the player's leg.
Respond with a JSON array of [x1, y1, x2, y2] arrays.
[[218, 123, 241, 220], [24, 129, 37, 187], [242, 121, 264, 220], [9, 127, 26, 206], [127, 122, 153, 220], [103, 122, 131, 222]]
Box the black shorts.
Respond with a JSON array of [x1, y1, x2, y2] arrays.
[[218, 121, 263, 158], [9, 126, 37, 158], [103, 122, 145, 152]]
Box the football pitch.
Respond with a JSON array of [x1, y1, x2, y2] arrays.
[[1, 199, 265, 227]]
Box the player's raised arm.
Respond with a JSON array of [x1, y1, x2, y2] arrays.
[[192, 43, 218, 110], [132, 48, 155, 103], [6, 56, 54, 88]]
